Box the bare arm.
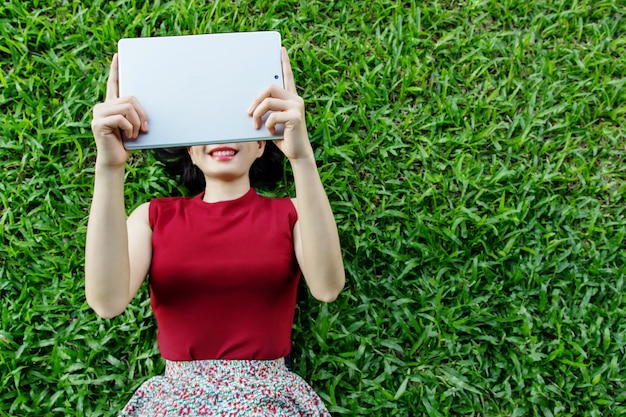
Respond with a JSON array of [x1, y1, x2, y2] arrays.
[[84, 54, 151, 318], [85, 196, 152, 318], [249, 48, 345, 302], [290, 167, 345, 302]]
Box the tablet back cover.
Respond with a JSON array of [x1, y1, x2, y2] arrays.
[[118, 31, 283, 149]]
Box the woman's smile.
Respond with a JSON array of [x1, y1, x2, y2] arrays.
[[208, 147, 238, 161]]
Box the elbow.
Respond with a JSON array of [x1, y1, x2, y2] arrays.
[[85, 278, 129, 319], [95, 308, 124, 319], [311, 269, 345, 303], [90, 304, 125, 319], [313, 291, 341, 303], [86, 297, 126, 319]]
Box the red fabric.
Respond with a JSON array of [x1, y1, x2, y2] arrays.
[[148, 188, 300, 361]]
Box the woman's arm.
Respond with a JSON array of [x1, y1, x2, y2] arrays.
[[290, 167, 345, 302], [84, 54, 151, 318], [249, 48, 345, 302]]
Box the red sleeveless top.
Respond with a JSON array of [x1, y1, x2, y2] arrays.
[[148, 188, 300, 361]]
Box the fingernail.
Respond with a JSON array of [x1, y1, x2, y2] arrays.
[[142, 121, 149, 131]]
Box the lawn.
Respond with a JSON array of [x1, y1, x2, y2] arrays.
[[1, 0, 625, 416]]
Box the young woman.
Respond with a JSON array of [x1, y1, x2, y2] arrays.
[[85, 47, 345, 416]]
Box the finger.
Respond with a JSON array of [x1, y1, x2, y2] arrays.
[[92, 114, 134, 140], [96, 102, 142, 138], [110, 114, 135, 139], [105, 56, 119, 101], [265, 113, 282, 135], [96, 102, 141, 129], [127, 96, 149, 133], [251, 97, 290, 129], [95, 98, 149, 136], [281, 47, 297, 94], [247, 84, 288, 116], [122, 105, 142, 139], [265, 110, 301, 133]]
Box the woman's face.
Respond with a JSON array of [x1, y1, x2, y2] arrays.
[[187, 141, 266, 183]]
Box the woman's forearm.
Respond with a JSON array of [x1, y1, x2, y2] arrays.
[[84, 164, 131, 318], [291, 155, 345, 302]]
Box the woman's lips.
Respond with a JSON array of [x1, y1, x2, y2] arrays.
[[208, 147, 237, 160]]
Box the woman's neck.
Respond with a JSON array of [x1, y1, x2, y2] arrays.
[[202, 178, 251, 203]]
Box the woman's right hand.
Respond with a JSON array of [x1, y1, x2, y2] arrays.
[[91, 53, 149, 168]]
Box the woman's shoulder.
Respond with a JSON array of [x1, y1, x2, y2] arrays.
[[128, 201, 151, 224], [142, 195, 198, 226], [149, 194, 196, 207], [254, 192, 294, 207], [253, 193, 298, 224]]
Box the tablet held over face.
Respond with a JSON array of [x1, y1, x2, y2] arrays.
[[118, 31, 284, 150]]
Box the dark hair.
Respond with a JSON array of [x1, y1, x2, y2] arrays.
[[153, 141, 284, 195]]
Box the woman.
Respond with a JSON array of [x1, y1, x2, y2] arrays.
[[85, 46, 344, 416]]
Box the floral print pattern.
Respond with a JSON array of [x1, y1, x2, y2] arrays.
[[119, 359, 331, 416]]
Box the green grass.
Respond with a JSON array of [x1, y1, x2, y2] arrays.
[[1, 0, 625, 415]]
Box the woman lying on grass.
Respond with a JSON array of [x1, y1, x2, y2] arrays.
[[84, 47, 344, 416]]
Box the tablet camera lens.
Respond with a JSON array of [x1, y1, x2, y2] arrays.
[[274, 75, 279, 79]]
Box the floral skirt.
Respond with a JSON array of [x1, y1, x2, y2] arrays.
[[119, 358, 331, 416]]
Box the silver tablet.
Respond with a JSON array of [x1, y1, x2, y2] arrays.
[[118, 31, 284, 149]]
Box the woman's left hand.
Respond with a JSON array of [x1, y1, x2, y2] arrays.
[[248, 47, 313, 162]]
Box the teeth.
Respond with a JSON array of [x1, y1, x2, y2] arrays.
[[211, 150, 236, 157]]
